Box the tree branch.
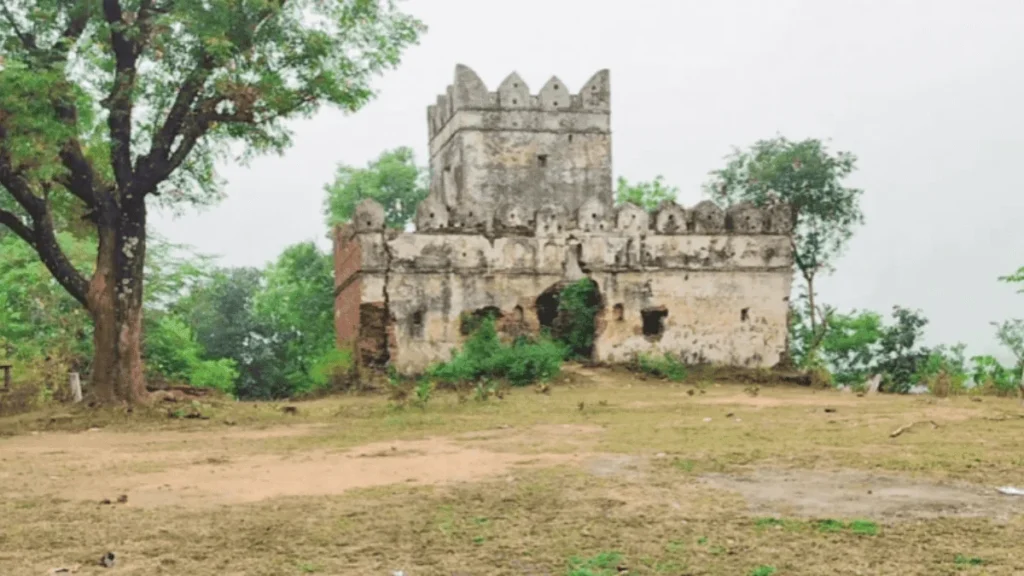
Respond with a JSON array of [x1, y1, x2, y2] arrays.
[[138, 52, 216, 177], [102, 0, 140, 192], [0, 166, 90, 307], [0, 208, 35, 248], [0, 3, 36, 50]]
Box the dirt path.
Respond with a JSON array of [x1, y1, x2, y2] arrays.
[[3, 420, 1022, 521]]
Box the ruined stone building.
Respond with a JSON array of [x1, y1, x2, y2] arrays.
[[334, 65, 795, 374]]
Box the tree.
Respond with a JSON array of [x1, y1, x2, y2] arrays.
[[0, 231, 94, 367], [323, 146, 427, 230], [614, 175, 678, 211], [1000, 266, 1024, 291], [172, 266, 279, 398], [704, 137, 863, 336], [252, 241, 336, 396], [0, 1, 423, 404], [874, 306, 930, 393]]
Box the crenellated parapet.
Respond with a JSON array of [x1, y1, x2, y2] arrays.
[[427, 64, 611, 141], [347, 196, 795, 278], [407, 195, 795, 237]]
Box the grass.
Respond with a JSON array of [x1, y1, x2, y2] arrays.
[[1, 369, 1023, 574]]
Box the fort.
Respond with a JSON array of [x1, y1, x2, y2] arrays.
[[334, 65, 795, 374]]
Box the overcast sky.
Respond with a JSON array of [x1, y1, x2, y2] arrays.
[[151, 0, 1024, 360]]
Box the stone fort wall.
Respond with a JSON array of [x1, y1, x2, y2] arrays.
[[335, 197, 794, 374], [427, 65, 612, 227]]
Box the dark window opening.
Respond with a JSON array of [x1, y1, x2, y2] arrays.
[[537, 154, 548, 167], [568, 134, 573, 143], [553, 101, 559, 106], [535, 287, 560, 331], [444, 165, 452, 172], [641, 307, 668, 340], [410, 310, 425, 338], [741, 308, 750, 322], [613, 303, 624, 322], [553, 84, 560, 90], [512, 98, 517, 104]]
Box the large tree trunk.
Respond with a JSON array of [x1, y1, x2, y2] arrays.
[[806, 274, 817, 336], [86, 197, 149, 405]]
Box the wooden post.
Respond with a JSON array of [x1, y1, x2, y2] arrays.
[[0, 364, 10, 391], [69, 372, 82, 403]]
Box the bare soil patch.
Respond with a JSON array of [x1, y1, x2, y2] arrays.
[[699, 468, 1024, 521], [3, 377, 1024, 575], [8, 432, 579, 508]]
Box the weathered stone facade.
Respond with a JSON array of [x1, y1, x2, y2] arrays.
[[334, 65, 795, 374]]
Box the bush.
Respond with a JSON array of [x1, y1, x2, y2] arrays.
[[307, 347, 354, 394], [970, 355, 1019, 396], [188, 358, 239, 394], [428, 316, 565, 387], [916, 344, 969, 397], [558, 279, 600, 359], [635, 353, 687, 382], [144, 313, 240, 395]]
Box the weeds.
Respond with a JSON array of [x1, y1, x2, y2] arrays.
[[849, 519, 879, 535], [816, 519, 846, 533], [954, 554, 984, 566], [428, 316, 564, 387], [634, 353, 687, 382], [566, 551, 622, 576], [557, 279, 601, 360], [412, 379, 434, 408], [750, 566, 776, 576]]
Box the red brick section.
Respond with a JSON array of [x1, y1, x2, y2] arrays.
[[333, 224, 362, 348]]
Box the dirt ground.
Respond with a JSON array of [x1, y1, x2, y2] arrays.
[[2, 369, 1024, 575]]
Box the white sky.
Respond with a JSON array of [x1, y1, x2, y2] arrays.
[[151, 0, 1024, 360]]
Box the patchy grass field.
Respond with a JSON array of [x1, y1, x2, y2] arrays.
[[2, 368, 1024, 575]]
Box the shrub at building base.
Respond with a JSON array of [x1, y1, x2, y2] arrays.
[[427, 317, 565, 387]]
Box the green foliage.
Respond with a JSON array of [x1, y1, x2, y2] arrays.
[[2, 0, 425, 203], [635, 353, 687, 382], [566, 551, 623, 576], [817, 309, 883, 385], [999, 266, 1024, 292], [188, 358, 240, 393], [816, 519, 846, 533], [915, 344, 969, 397], [428, 317, 565, 387], [954, 554, 985, 566], [991, 319, 1024, 371], [0, 232, 93, 366], [412, 378, 434, 408], [558, 279, 601, 359], [308, 348, 354, 394], [614, 175, 678, 211], [323, 147, 428, 230], [749, 567, 777, 576], [705, 137, 863, 282], [970, 355, 1018, 395], [143, 314, 237, 393], [1, 0, 424, 404], [874, 306, 930, 393], [252, 242, 337, 396], [849, 520, 879, 536]]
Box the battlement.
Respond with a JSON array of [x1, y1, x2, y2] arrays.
[[402, 197, 793, 237], [427, 64, 610, 141]]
